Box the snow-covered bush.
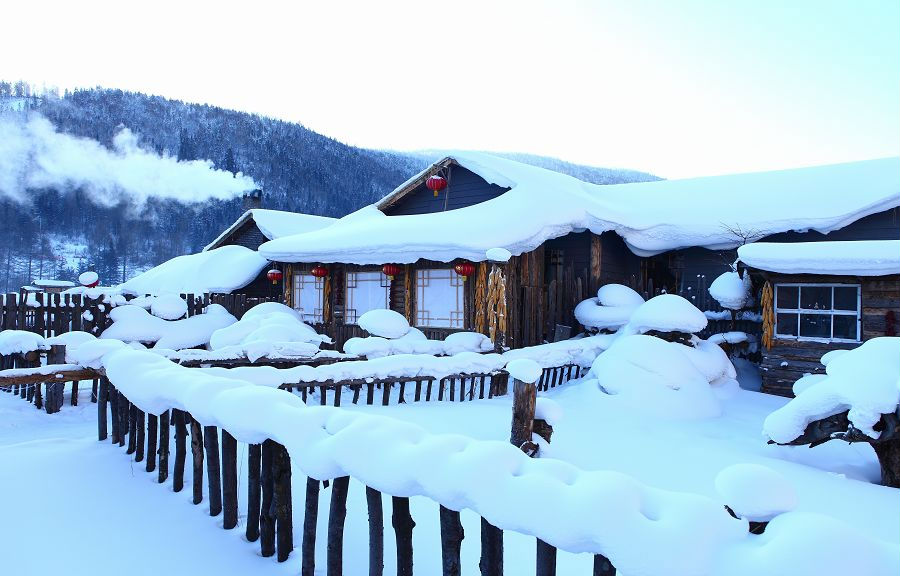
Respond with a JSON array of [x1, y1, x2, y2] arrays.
[[574, 284, 644, 332], [709, 270, 752, 311], [763, 337, 900, 487], [587, 334, 737, 418], [715, 464, 797, 523], [626, 294, 708, 337], [208, 302, 329, 362], [100, 303, 236, 350]]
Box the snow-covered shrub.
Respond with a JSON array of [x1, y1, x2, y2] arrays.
[[574, 284, 644, 332], [709, 270, 752, 310], [101, 303, 236, 350], [208, 302, 329, 361], [715, 463, 797, 523], [150, 293, 188, 320], [626, 294, 708, 336], [587, 334, 737, 418]]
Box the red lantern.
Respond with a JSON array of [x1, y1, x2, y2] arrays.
[[382, 263, 403, 280], [426, 175, 448, 197], [310, 265, 329, 278], [453, 261, 475, 281], [266, 268, 283, 285], [79, 271, 100, 288]]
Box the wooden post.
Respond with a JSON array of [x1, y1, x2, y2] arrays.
[[274, 442, 293, 562], [510, 378, 538, 456], [260, 440, 276, 558], [108, 386, 119, 443], [135, 408, 145, 462], [366, 487, 384, 576], [97, 377, 108, 441], [222, 430, 238, 529], [246, 443, 262, 542], [70, 380, 79, 406], [46, 344, 66, 414], [158, 410, 170, 483], [91, 378, 99, 403], [204, 426, 222, 517], [439, 505, 464, 576], [479, 518, 503, 576], [536, 539, 557, 576], [593, 554, 616, 575], [117, 393, 128, 447], [190, 417, 204, 505], [146, 413, 158, 473], [301, 477, 320, 576], [173, 409, 187, 492], [127, 404, 138, 454], [327, 476, 350, 576], [392, 496, 415, 576]]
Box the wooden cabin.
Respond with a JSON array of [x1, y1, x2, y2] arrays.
[[258, 154, 900, 362]]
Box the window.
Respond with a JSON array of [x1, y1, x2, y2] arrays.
[[345, 270, 390, 324], [774, 284, 860, 342], [292, 273, 324, 323], [415, 268, 464, 328]]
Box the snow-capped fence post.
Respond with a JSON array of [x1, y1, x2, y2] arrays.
[[327, 475, 350, 575], [135, 409, 145, 462], [204, 426, 222, 517], [146, 413, 157, 473], [117, 393, 128, 447], [366, 487, 384, 576], [301, 477, 320, 576], [108, 386, 119, 443], [536, 539, 557, 576], [172, 409, 187, 492], [392, 496, 415, 576], [479, 518, 503, 576], [158, 410, 170, 483], [246, 443, 262, 542], [127, 404, 138, 454], [221, 430, 238, 529], [593, 554, 616, 575], [97, 376, 108, 441], [190, 418, 204, 505], [509, 378, 538, 456], [273, 442, 293, 562], [45, 344, 66, 414], [439, 505, 464, 576], [260, 440, 276, 558]]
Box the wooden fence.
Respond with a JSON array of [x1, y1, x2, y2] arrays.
[[99, 368, 614, 576], [0, 346, 99, 413]]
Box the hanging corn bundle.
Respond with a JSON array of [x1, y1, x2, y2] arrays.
[[486, 264, 507, 346], [323, 275, 332, 323], [474, 261, 489, 334], [283, 264, 294, 308], [404, 265, 413, 323], [761, 281, 774, 350]]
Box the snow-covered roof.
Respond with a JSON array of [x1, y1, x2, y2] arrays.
[[259, 153, 900, 264], [32, 279, 76, 287], [738, 240, 900, 276], [119, 245, 269, 295], [204, 209, 335, 252]]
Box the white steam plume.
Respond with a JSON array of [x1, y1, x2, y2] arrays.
[[0, 113, 257, 206]]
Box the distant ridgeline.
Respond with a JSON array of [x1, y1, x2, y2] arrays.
[[0, 83, 657, 292]]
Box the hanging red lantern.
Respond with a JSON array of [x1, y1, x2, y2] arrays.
[[79, 271, 100, 288], [266, 268, 283, 285], [453, 261, 475, 281], [310, 265, 329, 278], [426, 175, 448, 197], [382, 263, 403, 280]]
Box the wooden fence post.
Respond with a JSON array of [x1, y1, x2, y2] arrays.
[[301, 477, 320, 576], [147, 413, 158, 473], [509, 378, 538, 456], [479, 518, 503, 576], [536, 539, 557, 576], [439, 505, 464, 576], [260, 440, 276, 558], [45, 345, 65, 414], [274, 442, 293, 562], [327, 476, 350, 576], [247, 443, 262, 542], [594, 554, 616, 575], [158, 410, 170, 483], [127, 404, 138, 454], [108, 386, 119, 443], [392, 496, 415, 576], [135, 409, 145, 462], [97, 377, 109, 441], [117, 393, 128, 448], [173, 409, 187, 492], [204, 426, 222, 517], [222, 430, 238, 529], [190, 417, 204, 505], [366, 487, 384, 576]]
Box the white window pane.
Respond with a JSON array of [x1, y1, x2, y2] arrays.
[[346, 271, 389, 323], [416, 268, 464, 328], [293, 273, 323, 323]]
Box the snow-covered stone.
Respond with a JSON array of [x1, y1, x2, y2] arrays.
[[715, 463, 797, 522], [358, 309, 411, 339], [627, 294, 708, 334], [597, 284, 645, 308], [150, 293, 188, 320], [506, 358, 542, 383]]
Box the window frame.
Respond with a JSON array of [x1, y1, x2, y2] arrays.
[[415, 267, 465, 329], [773, 283, 861, 343], [344, 269, 390, 325], [292, 272, 325, 324]]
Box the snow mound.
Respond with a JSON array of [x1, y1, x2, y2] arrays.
[[486, 247, 512, 262], [715, 463, 797, 522], [358, 309, 410, 339], [535, 397, 563, 426], [150, 293, 188, 320], [343, 331, 493, 359], [709, 270, 751, 310], [764, 337, 900, 443], [588, 334, 736, 419], [598, 284, 645, 308], [100, 304, 236, 350], [78, 271, 99, 286], [628, 294, 708, 334], [0, 330, 47, 355], [506, 358, 542, 383], [575, 284, 645, 331], [208, 303, 328, 362], [119, 245, 268, 295], [739, 240, 900, 276]]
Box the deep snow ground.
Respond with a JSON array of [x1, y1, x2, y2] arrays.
[[1, 373, 897, 575]]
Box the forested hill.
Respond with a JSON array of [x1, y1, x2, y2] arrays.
[[0, 84, 658, 291]]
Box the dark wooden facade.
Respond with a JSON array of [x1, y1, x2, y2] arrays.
[[758, 273, 900, 397], [210, 217, 276, 299], [381, 163, 509, 216]]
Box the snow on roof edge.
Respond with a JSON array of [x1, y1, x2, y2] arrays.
[[738, 240, 900, 276]]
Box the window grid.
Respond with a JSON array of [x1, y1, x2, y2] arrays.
[[345, 271, 390, 324], [415, 268, 464, 328], [774, 283, 861, 342], [292, 273, 325, 323]]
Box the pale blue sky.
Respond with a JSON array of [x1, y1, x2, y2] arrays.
[[3, 0, 897, 178]]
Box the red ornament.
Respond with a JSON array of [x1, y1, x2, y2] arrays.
[[453, 261, 475, 281], [382, 263, 403, 280], [426, 175, 448, 197], [266, 268, 283, 285], [310, 265, 329, 278]]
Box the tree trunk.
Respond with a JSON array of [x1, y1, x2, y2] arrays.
[[510, 379, 537, 456]]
